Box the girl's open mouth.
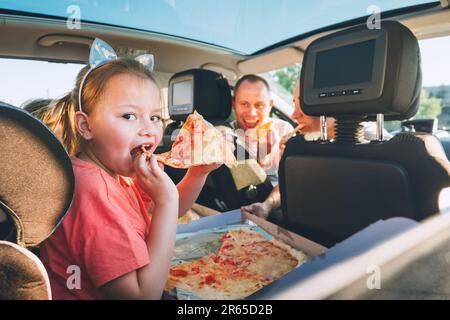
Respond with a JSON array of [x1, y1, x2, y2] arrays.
[[130, 144, 153, 159]]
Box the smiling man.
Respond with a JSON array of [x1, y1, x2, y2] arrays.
[[231, 74, 293, 185]]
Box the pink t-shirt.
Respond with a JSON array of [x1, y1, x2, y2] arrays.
[[40, 157, 152, 300]]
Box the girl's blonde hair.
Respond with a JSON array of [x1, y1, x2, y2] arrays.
[[51, 58, 159, 155]]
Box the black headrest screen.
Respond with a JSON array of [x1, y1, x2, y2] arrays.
[[314, 40, 376, 89], [172, 80, 192, 106], [301, 21, 421, 120], [169, 69, 232, 122]]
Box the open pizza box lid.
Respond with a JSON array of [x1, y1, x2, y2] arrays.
[[176, 209, 417, 300]]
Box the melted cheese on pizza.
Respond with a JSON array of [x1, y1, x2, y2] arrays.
[[166, 228, 308, 300], [157, 111, 236, 168]]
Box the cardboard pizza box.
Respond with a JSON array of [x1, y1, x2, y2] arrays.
[[176, 210, 418, 299], [175, 208, 327, 299], [177, 209, 326, 258]]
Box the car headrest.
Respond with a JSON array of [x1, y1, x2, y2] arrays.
[[300, 21, 421, 121], [168, 69, 232, 122], [0, 241, 51, 299], [0, 102, 74, 247]]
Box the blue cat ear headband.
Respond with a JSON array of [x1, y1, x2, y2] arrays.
[[78, 38, 154, 112]]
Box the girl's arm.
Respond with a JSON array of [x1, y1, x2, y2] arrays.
[[101, 200, 178, 299], [101, 155, 179, 300], [177, 164, 220, 217]]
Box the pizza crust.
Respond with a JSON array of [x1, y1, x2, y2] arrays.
[[157, 111, 237, 168], [270, 237, 309, 267]]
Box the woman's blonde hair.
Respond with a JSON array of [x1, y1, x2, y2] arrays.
[[51, 58, 159, 155]]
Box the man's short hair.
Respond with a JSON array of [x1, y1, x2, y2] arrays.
[[234, 74, 270, 98]]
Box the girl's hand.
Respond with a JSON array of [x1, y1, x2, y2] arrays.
[[187, 163, 221, 176], [134, 153, 178, 208]]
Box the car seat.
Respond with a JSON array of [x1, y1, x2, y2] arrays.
[[279, 21, 450, 247], [0, 102, 74, 299], [159, 69, 273, 211]]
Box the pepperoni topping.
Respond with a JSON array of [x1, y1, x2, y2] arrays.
[[212, 254, 221, 263], [191, 266, 200, 273], [220, 234, 232, 241], [222, 243, 234, 250], [204, 274, 216, 285], [170, 269, 188, 277], [221, 258, 236, 266]]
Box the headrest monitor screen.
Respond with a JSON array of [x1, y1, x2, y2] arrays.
[[172, 80, 192, 106], [314, 39, 376, 89]]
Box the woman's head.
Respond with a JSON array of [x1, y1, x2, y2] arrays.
[[22, 99, 64, 141], [54, 58, 163, 177], [291, 80, 335, 137], [291, 81, 321, 133], [22, 99, 53, 117]]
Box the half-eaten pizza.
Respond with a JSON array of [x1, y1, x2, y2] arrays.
[[157, 111, 237, 168], [166, 228, 308, 300]]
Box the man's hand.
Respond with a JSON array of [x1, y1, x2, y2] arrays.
[[241, 186, 280, 220], [241, 202, 272, 220]]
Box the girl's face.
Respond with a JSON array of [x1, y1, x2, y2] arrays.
[[82, 73, 163, 177]]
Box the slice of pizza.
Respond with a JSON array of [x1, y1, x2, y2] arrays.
[[157, 111, 237, 168], [257, 120, 274, 137], [244, 120, 273, 142]]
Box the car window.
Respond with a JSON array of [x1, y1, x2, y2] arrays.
[[0, 58, 83, 107], [0, 0, 434, 55], [264, 63, 302, 118], [0, 58, 171, 122], [385, 35, 450, 135]]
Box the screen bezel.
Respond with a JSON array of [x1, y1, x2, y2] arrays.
[[168, 74, 195, 117], [302, 28, 387, 106]]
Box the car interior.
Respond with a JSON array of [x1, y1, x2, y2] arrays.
[[162, 68, 275, 212], [0, 103, 74, 299], [279, 20, 450, 247], [1, 1, 450, 299]]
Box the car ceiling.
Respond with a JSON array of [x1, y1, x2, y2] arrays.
[[0, 3, 449, 86]]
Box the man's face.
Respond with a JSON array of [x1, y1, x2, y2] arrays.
[[291, 81, 321, 133], [233, 80, 273, 130]]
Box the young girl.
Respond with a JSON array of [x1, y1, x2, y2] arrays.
[[40, 57, 219, 300]]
